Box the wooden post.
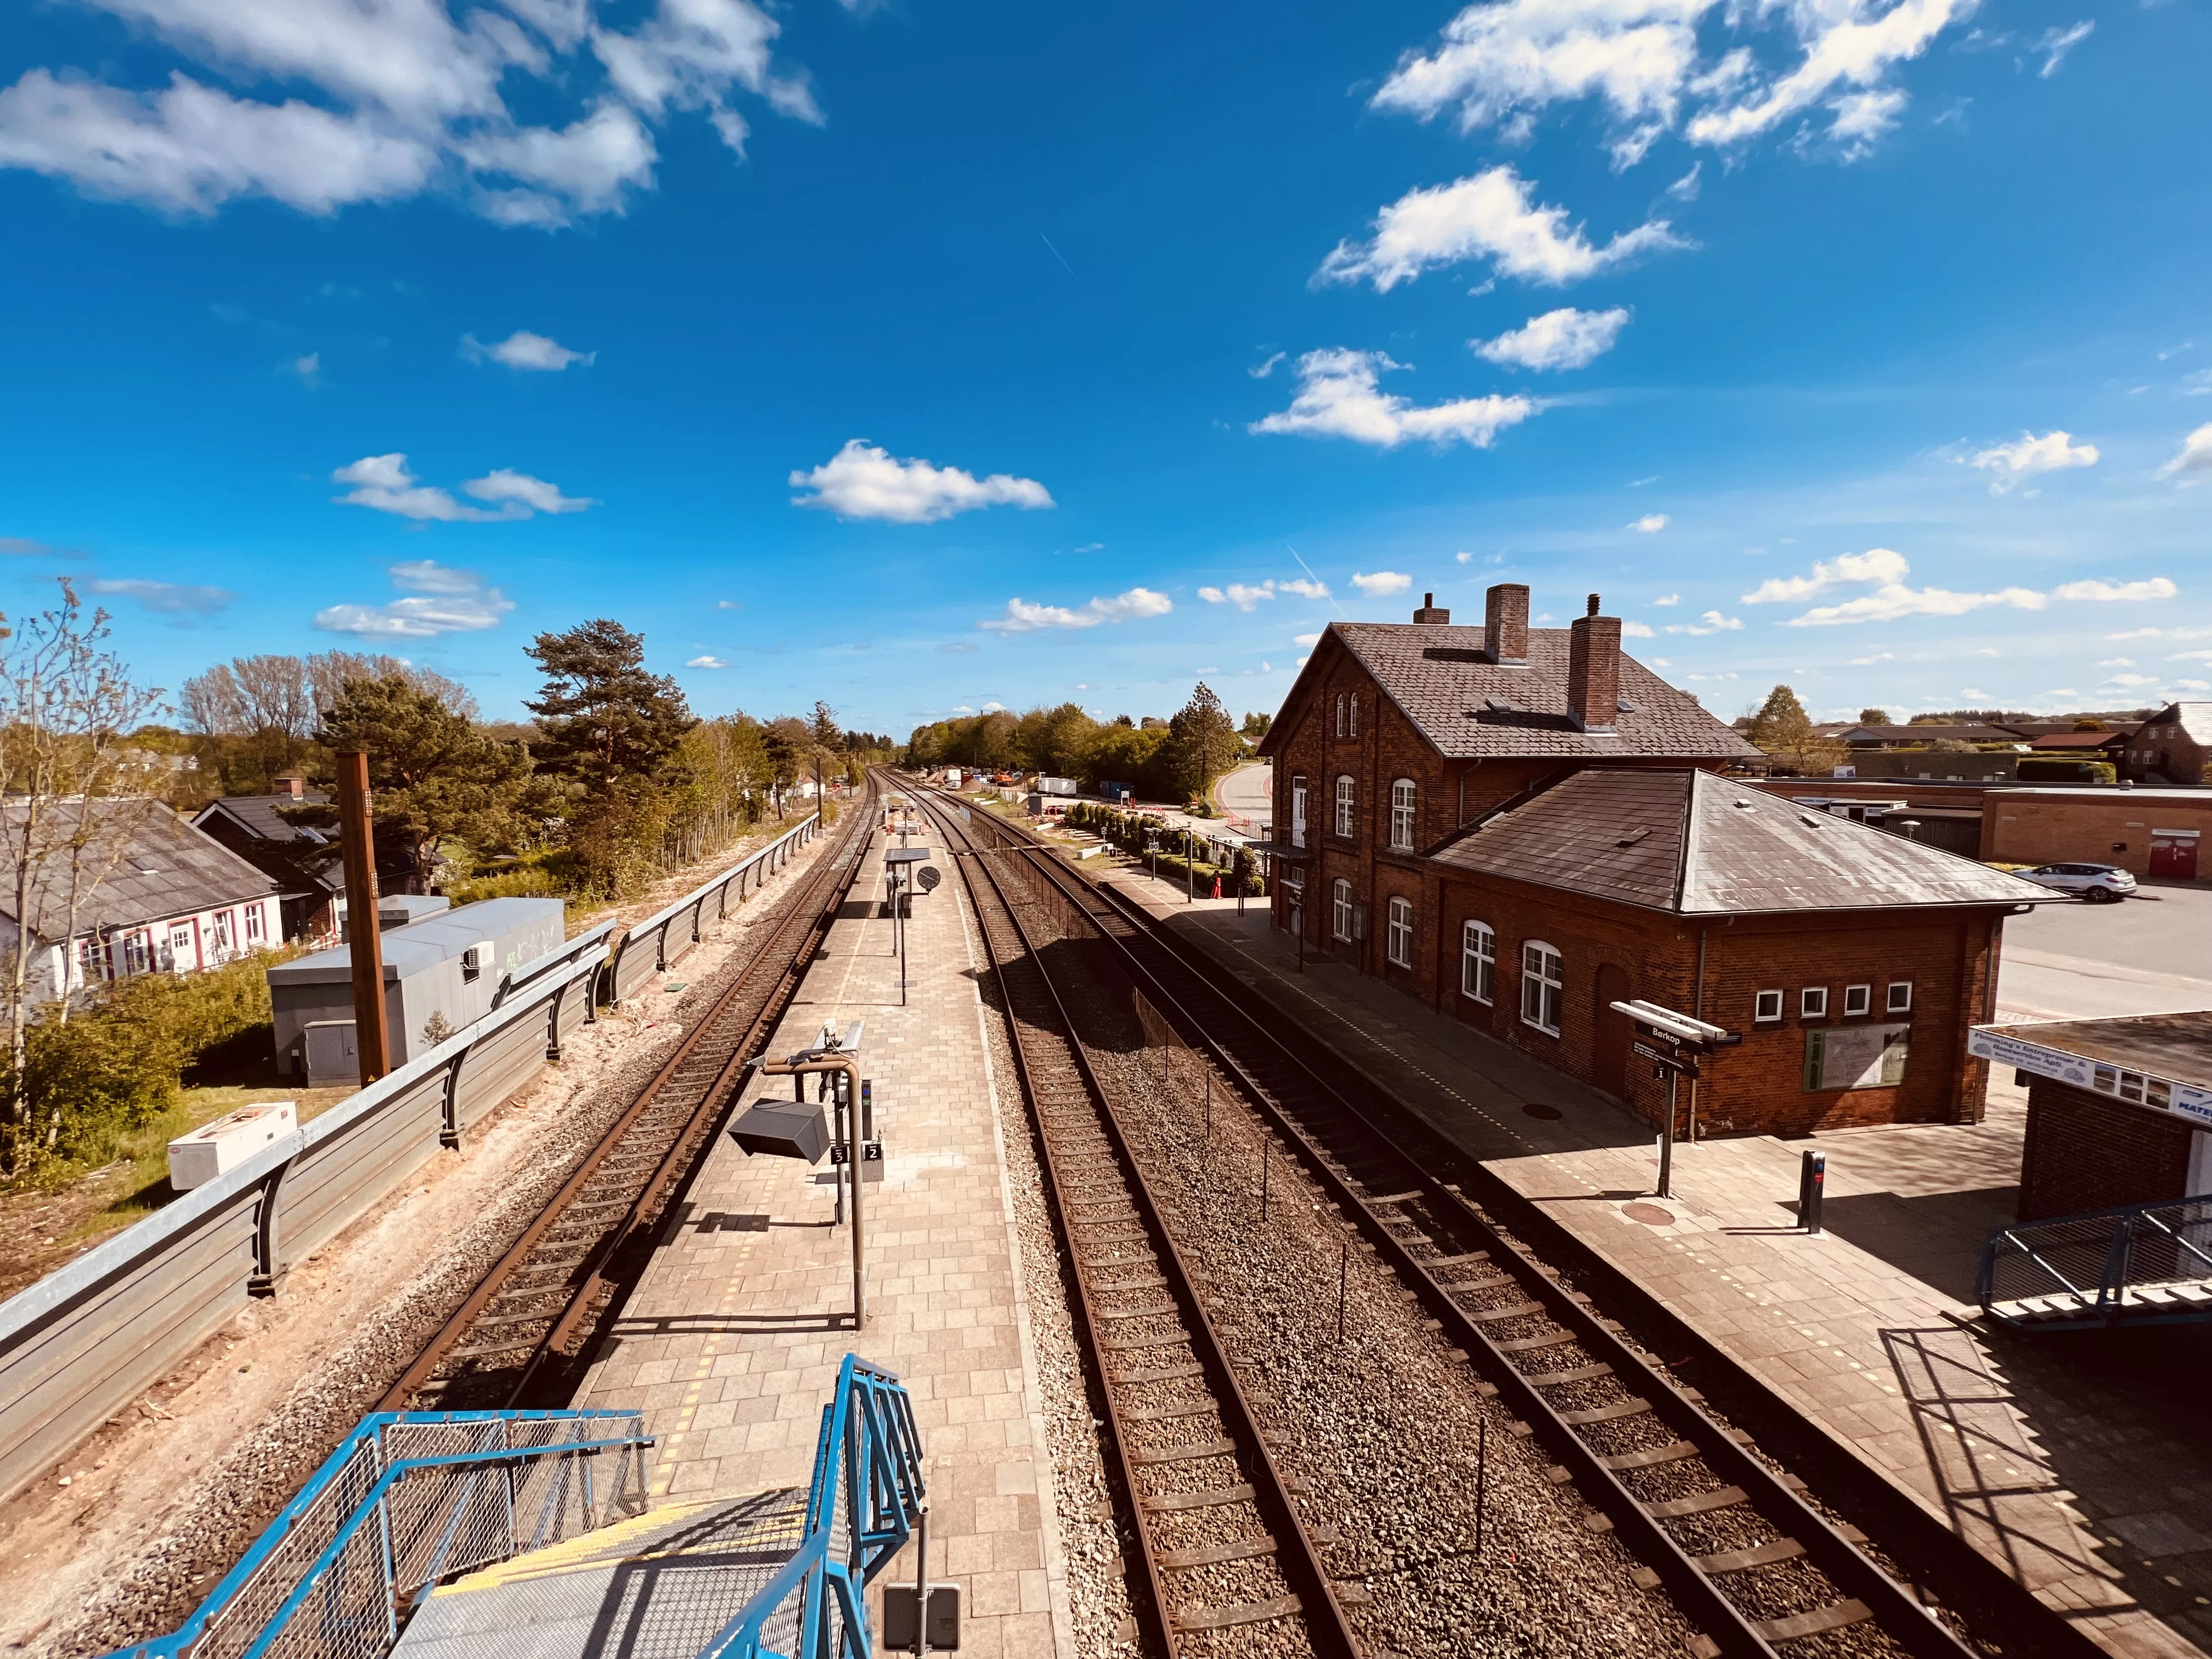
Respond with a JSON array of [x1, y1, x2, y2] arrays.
[[335, 751, 391, 1087]]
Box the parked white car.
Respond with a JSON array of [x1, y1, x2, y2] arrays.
[[2017, 862, 2138, 902]]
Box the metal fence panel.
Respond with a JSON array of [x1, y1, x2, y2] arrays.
[[606, 815, 819, 1005]]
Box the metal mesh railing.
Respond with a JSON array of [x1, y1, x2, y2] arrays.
[[107, 1410, 651, 1659], [1978, 1193, 2212, 1322], [693, 1355, 923, 1659]]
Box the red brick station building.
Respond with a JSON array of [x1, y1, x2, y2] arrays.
[[1258, 585, 2054, 1140]]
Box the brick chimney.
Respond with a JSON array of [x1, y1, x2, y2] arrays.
[[1567, 593, 1620, 733], [1412, 591, 1451, 624], [1483, 584, 1529, 665]]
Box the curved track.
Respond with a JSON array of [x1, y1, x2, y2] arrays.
[[918, 781, 1993, 1659], [932, 790, 1359, 1659], [378, 784, 878, 1413]]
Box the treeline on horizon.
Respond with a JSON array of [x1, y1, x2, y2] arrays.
[[904, 690, 1268, 804]]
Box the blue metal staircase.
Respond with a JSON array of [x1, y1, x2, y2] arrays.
[[107, 1356, 923, 1659], [1977, 1194, 2212, 1329]]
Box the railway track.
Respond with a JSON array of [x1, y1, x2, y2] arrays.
[[920, 782, 1993, 1659], [377, 785, 878, 1413], [935, 793, 1360, 1659]]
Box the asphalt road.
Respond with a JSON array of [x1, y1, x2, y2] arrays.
[[1214, 761, 1271, 826], [1995, 881, 2212, 1021]]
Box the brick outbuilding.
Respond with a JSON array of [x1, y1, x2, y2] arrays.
[[1259, 588, 2054, 1136]]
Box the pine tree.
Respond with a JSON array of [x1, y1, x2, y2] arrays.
[[524, 620, 695, 793], [1167, 682, 1239, 802]]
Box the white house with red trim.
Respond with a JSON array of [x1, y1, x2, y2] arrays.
[[0, 800, 281, 1003]]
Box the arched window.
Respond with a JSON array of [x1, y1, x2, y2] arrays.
[[1289, 776, 1308, 849], [1348, 692, 1360, 737], [1333, 878, 1355, 941], [1386, 896, 1413, 967], [1334, 693, 1345, 737], [1521, 940, 1564, 1035], [1334, 775, 1356, 838], [1390, 779, 1417, 851], [1462, 921, 1495, 1003]]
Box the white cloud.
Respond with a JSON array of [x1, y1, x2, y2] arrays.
[[1685, 0, 1972, 153], [1250, 349, 1536, 449], [1971, 647, 1999, 657], [1742, 546, 1911, 604], [686, 654, 728, 668], [0, 0, 815, 226], [1294, 632, 1323, 647], [1351, 571, 1413, 596], [86, 577, 235, 614], [1746, 545, 2165, 627], [1627, 512, 1669, 533], [2158, 424, 2212, 479], [314, 558, 515, 637], [1665, 609, 1742, 634], [2182, 369, 2212, 397], [1318, 167, 1683, 291], [2052, 579, 2179, 603], [1622, 619, 1656, 637], [2180, 679, 2212, 692], [978, 587, 1172, 634], [463, 329, 595, 370], [2098, 657, 2135, 668], [1250, 351, 1286, 379], [1198, 577, 1333, 611], [1970, 430, 2098, 494], [1653, 592, 1679, 605], [332, 453, 594, 521], [1847, 652, 1894, 665], [1472, 306, 1630, 370], [791, 439, 1053, 523], [2035, 21, 2092, 77], [291, 351, 320, 387], [1370, 0, 1966, 170], [2102, 673, 2158, 689]]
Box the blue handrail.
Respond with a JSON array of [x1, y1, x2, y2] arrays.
[[103, 1410, 652, 1659], [695, 1354, 926, 1659], [1978, 1192, 2212, 1325]]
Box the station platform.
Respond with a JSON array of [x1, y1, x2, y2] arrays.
[[1086, 857, 2212, 1659], [574, 849, 1074, 1658]]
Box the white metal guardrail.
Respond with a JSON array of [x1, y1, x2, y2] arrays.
[[0, 811, 823, 1508]]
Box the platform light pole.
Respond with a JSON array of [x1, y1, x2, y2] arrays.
[[761, 1031, 871, 1329], [335, 751, 391, 1087]]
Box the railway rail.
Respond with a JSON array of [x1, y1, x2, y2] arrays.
[[917, 781, 1997, 1659], [932, 788, 1359, 1659], [377, 782, 879, 1413]]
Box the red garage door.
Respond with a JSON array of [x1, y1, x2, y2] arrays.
[[2149, 829, 2200, 879]]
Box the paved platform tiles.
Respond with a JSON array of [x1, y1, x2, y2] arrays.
[[1090, 872, 2212, 1659], [577, 843, 1074, 1658]]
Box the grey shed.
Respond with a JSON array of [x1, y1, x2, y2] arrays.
[[268, 897, 566, 1085]]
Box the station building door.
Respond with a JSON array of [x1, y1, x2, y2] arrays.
[[2150, 828, 2200, 880], [1594, 963, 1632, 1099]]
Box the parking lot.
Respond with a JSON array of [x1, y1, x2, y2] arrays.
[[1996, 879, 2212, 1021]]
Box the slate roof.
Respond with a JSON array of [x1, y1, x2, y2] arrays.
[[1431, 768, 2055, 914], [196, 792, 332, 844], [1264, 623, 1760, 763], [2030, 731, 2126, 750], [0, 800, 278, 940], [1836, 724, 2024, 745]]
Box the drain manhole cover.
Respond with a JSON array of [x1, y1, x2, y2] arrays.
[[1523, 1103, 1563, 1120], [1622, 1201, 1676, 1226]]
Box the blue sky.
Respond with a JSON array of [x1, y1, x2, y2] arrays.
[[1, 0, 2207, 733]]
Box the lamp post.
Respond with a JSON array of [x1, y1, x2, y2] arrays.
[[761, 1035, 871, 1329], [335, 751, 391, 1087]]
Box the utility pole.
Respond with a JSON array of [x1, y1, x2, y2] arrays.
[[335, 751, 391, 1087]]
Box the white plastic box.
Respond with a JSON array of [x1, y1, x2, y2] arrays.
[[167, 1101, 297, 1191]]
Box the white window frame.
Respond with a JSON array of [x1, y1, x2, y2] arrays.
[[212, 909, 235, 957], [1332, 878, 1355, 942], [1843, 983, 1871, 1017], [1386, 897, 1413, 967], [1348, 693, 1359, 738], [1389, 778, 1417, 851], [1463, 921, 1496, 1004], [168, 923, 195, 972], [1753, 989, 1784, 1023], [1334, 775, 1355, 838], [1334, 694, 1345, 738], [1887, 980, 1913, 1014], [1802, 986, 1829, 1019], [1521, 941, 1564, 1035], [1290, 777, 1307, 849], [245, 902, 266, 944], [121, 931, 150, 976], [72, 935, 106, 990]]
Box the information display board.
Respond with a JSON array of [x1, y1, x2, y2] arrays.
[[1803, 1024, 1909, 1092]]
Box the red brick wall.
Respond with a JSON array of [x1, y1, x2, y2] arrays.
[[2018, 1080, 2193, 1220]]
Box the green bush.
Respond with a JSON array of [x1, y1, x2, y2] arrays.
[[5, 954, 282, 1181]]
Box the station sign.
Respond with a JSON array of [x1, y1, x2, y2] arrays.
[[1968, 1025, 2212, 1128], [1633, 1040, 1699, 1077]]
